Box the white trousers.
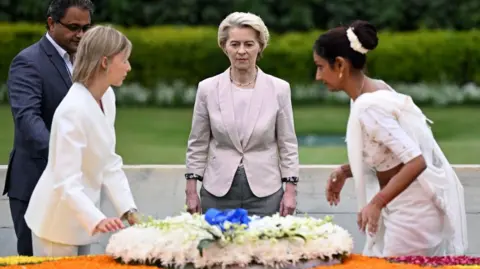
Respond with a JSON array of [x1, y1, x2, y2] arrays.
[[32, 233, 91, 257]]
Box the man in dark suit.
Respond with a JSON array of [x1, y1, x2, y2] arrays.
[[4, 0, 94, 256]]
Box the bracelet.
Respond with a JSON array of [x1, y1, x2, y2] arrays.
[[282, 177, 299, 185], [185, 173, 203, 182], [371, 192, 388, 208]]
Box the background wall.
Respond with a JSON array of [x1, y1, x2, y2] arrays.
[[1, 165, 479, 257], [0, 0, 479, 258]]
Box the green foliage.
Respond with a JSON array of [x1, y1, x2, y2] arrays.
[[1, 0, 479, 32], [0, 23, 478, 90]]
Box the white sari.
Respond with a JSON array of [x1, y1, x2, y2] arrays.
[[346, 89, 468, 257]]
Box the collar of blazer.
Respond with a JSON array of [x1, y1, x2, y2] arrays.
[[69, 82, 116, 130], [39, 34, 73, 89], [217, 66, 272, 152]]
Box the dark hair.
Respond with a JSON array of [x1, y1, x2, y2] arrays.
[[45, 0, 95, 30], [313, 20, 378, 70]]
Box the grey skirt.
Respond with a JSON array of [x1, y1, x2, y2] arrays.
[[200, 166, 284, 217]]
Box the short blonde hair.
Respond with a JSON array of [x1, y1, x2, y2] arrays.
[[218, 12, 270, 57], [72, 25, 132, 84]]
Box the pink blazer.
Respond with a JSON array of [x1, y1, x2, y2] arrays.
[[186, 67, 299, 197]]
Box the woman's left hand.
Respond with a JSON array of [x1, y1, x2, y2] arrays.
[[280, 184, 297, 216], [357, 202, 382, 235]]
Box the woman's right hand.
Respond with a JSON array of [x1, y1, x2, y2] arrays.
[[186, 180, 201, 214], [93, 217, 124, 234], [325, 167, 349, 206]]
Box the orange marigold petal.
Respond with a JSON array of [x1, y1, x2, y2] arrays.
[[1, 255, 476, 269]]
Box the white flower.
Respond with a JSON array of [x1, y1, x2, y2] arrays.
[[106, 213, 354, 268], [346, 27, 369, 54]]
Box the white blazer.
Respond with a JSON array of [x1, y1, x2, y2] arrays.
[[25, 82, 137, 246]]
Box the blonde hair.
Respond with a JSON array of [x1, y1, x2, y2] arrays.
[[218, 12, 270, 57], [72, 25, 132, 84]]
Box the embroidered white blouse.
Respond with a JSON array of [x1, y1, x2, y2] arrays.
[[358, 95, 422, 172], [347, 88, 468, 256]]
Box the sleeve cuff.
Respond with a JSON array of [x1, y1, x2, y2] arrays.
[[85, 209, 107, 236], [399, 150, 423, 164], [185, 173, 204, 181], [185, 168, 205, 178]]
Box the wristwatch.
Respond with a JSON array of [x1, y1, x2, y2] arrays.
[[282, 177, 299, 185], [122, 208, 138, 220]]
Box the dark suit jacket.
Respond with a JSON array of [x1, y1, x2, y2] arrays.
[[4, 34, 72, 201]]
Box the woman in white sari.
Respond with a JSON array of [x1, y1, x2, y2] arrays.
[[313, 20, 468, 257]]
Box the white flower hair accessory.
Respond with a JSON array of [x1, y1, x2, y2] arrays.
[[346, 27, 369, 54]]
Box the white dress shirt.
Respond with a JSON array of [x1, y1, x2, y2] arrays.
[[46, 32, 74, 77]]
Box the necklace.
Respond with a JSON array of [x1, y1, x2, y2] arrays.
[[358, 76, 366, 94], [230, 68, 257, 87]]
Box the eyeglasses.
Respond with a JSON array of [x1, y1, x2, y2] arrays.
[[57, 20, 92, 33]]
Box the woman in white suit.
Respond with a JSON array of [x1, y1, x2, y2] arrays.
[[185, 12, 300, 217], [24, 25, 140, 257]]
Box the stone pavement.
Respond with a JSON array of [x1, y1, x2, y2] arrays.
[[0, 165, 478, 257]]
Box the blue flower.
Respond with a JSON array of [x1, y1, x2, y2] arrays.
[[204, 208, 251, 231]]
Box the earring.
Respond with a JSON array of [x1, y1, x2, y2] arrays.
[[339, 73, 343, 79]]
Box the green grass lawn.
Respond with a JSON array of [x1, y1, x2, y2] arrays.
[[0, 105, 478, 164]]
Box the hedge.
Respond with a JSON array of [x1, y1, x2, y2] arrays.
[[0, 23, 479, 90], [3, 0, 480, 33]]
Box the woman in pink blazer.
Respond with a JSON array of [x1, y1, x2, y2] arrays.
[[185, 12, 300, 217]]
